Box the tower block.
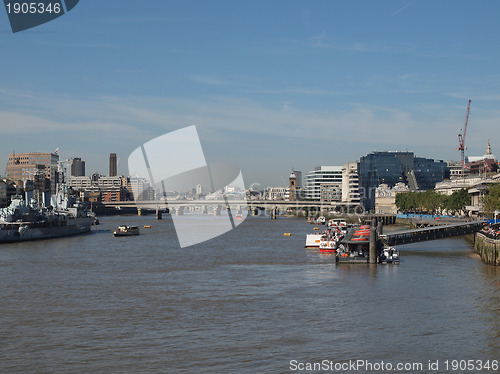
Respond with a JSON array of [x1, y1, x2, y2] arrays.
[[289, 170, 297, 201]]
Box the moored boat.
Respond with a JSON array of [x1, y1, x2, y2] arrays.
[[0, 163, 93, 243], [0, 198, 92, 243], [319, 237, 340, 253], [380, 245, 400, 264], [305, 232, 323, 248]]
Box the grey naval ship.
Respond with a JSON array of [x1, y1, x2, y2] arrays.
[[0, 166, 93, 243]]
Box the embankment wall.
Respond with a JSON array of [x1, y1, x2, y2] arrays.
[[474, 233, 500, 266]]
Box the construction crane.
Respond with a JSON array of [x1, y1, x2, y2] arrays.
[[457, 99, 471, 178]]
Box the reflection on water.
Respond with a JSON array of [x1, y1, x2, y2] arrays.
[[0, 216, 498, 373]]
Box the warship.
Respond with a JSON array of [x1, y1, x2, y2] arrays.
[[0, 164, 93, 243]]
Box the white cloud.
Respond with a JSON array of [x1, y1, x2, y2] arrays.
[[1, 90, 499, 184]]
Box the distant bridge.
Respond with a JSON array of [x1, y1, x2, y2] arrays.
[[100, 200, 399, 222], [101, 199, 365, 211]]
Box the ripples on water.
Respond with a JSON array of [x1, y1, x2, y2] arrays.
[[0, 216, 499, 373]]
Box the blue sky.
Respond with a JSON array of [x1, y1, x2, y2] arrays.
[[1, 0, 500, 187]]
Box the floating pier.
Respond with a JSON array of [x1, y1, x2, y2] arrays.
[[336, 219, 484, 264], [383, 220, 484, 246]]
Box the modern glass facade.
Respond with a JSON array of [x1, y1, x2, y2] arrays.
[[358, 151, 449, 211], [413, 157, 450, 190]]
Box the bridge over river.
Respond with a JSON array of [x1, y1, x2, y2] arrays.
[[101, 199, 383, 219]]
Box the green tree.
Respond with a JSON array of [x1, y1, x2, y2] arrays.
[[396, 191, 418, 213], [482, 184, 500, 218], [443, 188, 470, 215], [396, 190, 448, 214], [420, 190, 445, 214], [395, 192, 408, 212]]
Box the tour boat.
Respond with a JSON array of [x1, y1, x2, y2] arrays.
[[319, 236, 343, 253], [305, 232, 323, 248]]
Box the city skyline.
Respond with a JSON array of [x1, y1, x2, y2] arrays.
[[2, 144, 493, 190], [2, 1, 500, 187]]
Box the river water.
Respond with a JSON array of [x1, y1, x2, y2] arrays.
[[0, 215, 499, 373]]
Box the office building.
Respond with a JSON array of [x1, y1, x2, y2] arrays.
[[358, 151, 449, 211], [266, 187, 287, 201], [447, 161, 463, 179], [69, 157, 85, 177], [341, 162, 360, 204], [109, 153, 117, 177], [291, 170, 302, 188], [128, 177, 155, 201], [68, 174, 130, 202], [304, 166, 343, 201], [6, 152, 59, 193], [196, 184, 205, 195]]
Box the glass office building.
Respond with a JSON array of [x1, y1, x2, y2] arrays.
[[358, 151, 449, 211]]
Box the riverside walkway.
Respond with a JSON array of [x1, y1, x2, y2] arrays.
[[383, 220, 484, 246]]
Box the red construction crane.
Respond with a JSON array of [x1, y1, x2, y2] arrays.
[[457, 99, 471, 177]]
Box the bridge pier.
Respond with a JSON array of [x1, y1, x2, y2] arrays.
[[369, 226, 377, 264], [270, 206, 277, 219], [377, 220, 383, 235]]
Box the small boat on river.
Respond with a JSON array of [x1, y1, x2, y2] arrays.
[[113, 225, 140, 237], [380, 245, 400, 264]]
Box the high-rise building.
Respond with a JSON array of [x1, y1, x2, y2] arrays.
[[109, 153, 117, 177], [358, 151, 449, 211], [128, 177, 156, 202], [69, 157, 85, 177], [6, 152, 59, 192], [304, 166, 343, 201], [292, 170, 302, 188], [341, 162, 360, 204], [288, 170, 297, 201]]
